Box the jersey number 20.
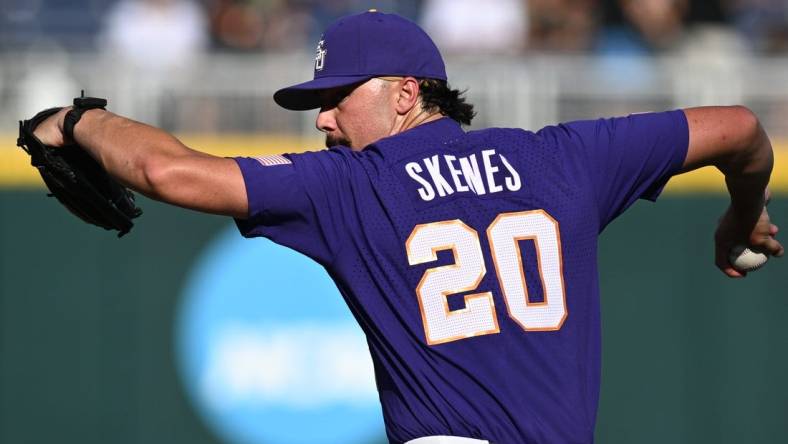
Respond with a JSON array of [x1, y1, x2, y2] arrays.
[[406, 210, 567, 345]]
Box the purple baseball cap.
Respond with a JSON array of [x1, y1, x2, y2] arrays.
[[273, 10, 447, 111]]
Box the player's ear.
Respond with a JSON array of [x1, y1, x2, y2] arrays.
[[394, 77, 420, 115]]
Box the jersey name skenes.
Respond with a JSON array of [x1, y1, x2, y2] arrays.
[[404, 148, 521, 201]]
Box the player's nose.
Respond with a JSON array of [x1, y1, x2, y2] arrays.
[[316, 108, 337, 133]]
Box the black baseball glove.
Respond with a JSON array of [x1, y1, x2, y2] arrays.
[[16, 96, 142, 237]]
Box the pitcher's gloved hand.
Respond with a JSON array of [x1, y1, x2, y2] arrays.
[[17, 95, 142, 237]]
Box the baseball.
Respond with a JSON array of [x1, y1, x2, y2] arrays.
[[729, 245, 769, 272]]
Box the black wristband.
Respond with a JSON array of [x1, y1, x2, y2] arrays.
[[63, 95, 108, 141]]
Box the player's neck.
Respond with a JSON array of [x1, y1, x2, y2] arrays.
[[389, 107, 444, 137]]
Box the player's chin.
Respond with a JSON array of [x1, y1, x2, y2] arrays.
[[325, 135, 352, 148]]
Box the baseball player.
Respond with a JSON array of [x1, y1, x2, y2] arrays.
[[32, 10, 782, 444]]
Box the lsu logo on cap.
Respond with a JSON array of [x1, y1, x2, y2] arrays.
[[314, 39, 327, 71]]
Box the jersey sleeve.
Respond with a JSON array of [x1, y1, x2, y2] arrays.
[[538, 110, 689, 229], [232, 151, 352, 265]]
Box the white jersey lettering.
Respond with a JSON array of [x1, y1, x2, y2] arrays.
[[405, 161, 436, 201], [405, 149, 522, 202], [459, 154, 486, 195], [500, 154, 521, 192], [482, 149, 503, 193], [444, 155, 470, 193], [424, 155, 455, 197]]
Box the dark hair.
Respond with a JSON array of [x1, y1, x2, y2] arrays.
[[418, 79, 476, 126]]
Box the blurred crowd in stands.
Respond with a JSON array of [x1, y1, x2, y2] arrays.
[[1, 0, 788, 64], [2, 0, 788, 135]]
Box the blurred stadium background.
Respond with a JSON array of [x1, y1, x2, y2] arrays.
[[1, 1, 787, 443]]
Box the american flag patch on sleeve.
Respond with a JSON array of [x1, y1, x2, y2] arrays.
[[253, 155, 292, 166]]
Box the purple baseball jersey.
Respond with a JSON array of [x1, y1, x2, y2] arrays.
[[234, 111, 688, 443]]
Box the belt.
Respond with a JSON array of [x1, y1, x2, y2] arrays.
[[405, 436, 490, 444]]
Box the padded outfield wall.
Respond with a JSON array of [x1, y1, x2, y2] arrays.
[[1, 137, 787, 444]]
